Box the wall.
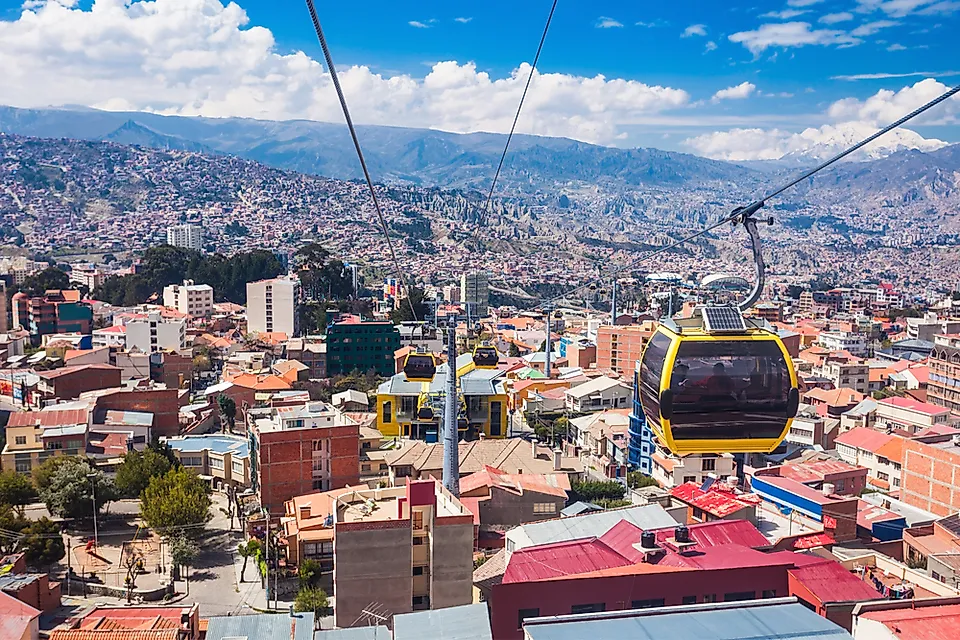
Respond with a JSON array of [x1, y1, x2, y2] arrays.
[[901, 439, 960, 516], [95, 389, 180, 438], [476, 488, 566, 528], [334, 520, 411, 628], [48, 367, 122, 401], [430, 516, 475, 611]]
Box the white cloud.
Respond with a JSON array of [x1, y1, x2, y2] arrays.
[[684, 79, 958, 160], [850, 19, 898, 35], [788, 0, 826, 5], [596, 16, 624, 28], [704, 40, 718, 52], [887, 43, 907, 50], [856, 0, 960, 16], [409, 20, 431, 28], [454, 17, 472, 23], [729, 21, 860, 53], [0, 0, 693, 146], [761, 9, 808, 18], [682, 23, 707, 37], [832, 70, 960, 80], [819, 11, 854, 23], [712, 81, 757, 102]]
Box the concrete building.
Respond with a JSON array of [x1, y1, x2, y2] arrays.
[[287, 479, 474, 628], [326, 315, 400, 377], [903, 514, 960, 588], [875, 397, 953, 434], [250, 401, 360, 514], [834, 428, 904, 492], [162, 280, 214, 318], [930, 333, 960, 414], [595, 324, 654, 380], [166, 223, 203, 251], [285, 338, 327, 379], [786, 405, 839, 450], [821, 359, 870, 396], [11, 290, 92, 345], [819, 332, 868, 357], [564, 375, 631, 413], [164, 434, 250, 491], [461, 271, 490, 317], [0, 553, 60, 613], [906, 313, 960, 343], [651, 449, 736, 488], [246, 276, 299, 336], [119, 308, 187, 354], [459, 466, 570, 541], [68, 263, 103, 292]]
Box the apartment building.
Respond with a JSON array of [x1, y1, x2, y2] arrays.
[[875, 397, 953, 435], [166, 224, 203, 251], [326, 315, 400, 377], [902, 437, 960, 516], [285, 338, 327, 379], [460, 270, 490, 317], [930, 334, 960, 414], [595, 323, 654, 380], [650, 448, 736, 488], [818, 331, 868, 356], [821, 358, 870, 395], [11, 290, 92, 345], [249, 401, 360, 514], [906, 313, 960, 343], [117, 308, 187, 353], [165, 434, 250, 491], [246, 277, 299, 336], [163, 280, 214, 318], [834, 427, 903, 492], [69, 263, 104, 292], [283, 479, 473, 627], [564, 375, 631, 413]]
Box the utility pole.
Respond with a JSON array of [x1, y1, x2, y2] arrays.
[[611, 279, 618, 325], [264, 509, 271, 608], [86, 473, 99, 551], [442, 325, 459, 497], [545, 308, 552, 379]]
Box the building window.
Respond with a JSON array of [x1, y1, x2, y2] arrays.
[[894, 477, 901, 488], [702, 458, 716, 472], [724, 591, 756, 602], [681, 596, 697, 605], [571, 603, 606, 615], [361, 464, 371, 473], [683, 475, 697, 483], [411, 511, 424, 530], [413, 536, 425, 546], [631, 599, 664, 609], [703, 594, 717, 603], [877, 472, 890, 482], [490, 401, 502, 436], [762, 590, 777, 598], [413, 566, 424, 576], [15, 460, 31, 473], [14, 436, 26, 445], [412, 595, 430, 608], [518, 608, 540, 630], [693, 508, 705, 521], [382, 401, 392, 424], [533, 503, 557, 514]]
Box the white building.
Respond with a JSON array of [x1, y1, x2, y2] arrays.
[[69, 263, 104, 292], [246, 277, 299, 336], [166, 224, 203, 252], [650, 448, 735, 488], [563, 376, 631, 413], [116, 308, 187, 353], [820, 359, 870, 395], [875, 397, 953, 435], [906, 313, 960, 343], [163, 280, 214, 318], [92, 324, 127, 349], [819, 331, 868, 356], [834, 427, 903, 492]]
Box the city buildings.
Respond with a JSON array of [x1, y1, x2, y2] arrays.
[[284, 338, 327, 379], [11, 290, 92, 345], [246, 276, 299, 336], [162, 280, 214, 318], [651, 449, 736, 488], [249, 401, 361, 514], [35, 364, 122, 403], [902, 437, 960, 516], [326, 314, 400, 377], [461, 270, 490, 317], [166, 223, 203, 251], [164, 434, 250, 492], [0, 553, 61, 613], [819, 331, 868, 357], [564, 376, 631, 413], [595, 324, 653, 380], [834, 428, 904, 492], [906, 313, 960, 342], [874, 397, 953, 434], [68, 263, 103, 292], [115, 307, 187, 353], [929, 334, 960, 414]]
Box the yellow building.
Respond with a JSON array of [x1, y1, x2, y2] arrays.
[[376, 354, 508, 441]]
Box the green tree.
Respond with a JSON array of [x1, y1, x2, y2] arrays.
[[20, 266, 70, 296], [0, 505, 29, 555], [298, 558, 322, 588], [627, 471, 659, 490], [508, 342, 520, 358], [115, 449, 173, 499], [237, 538, 262, 583], [294, 586, 329, 617], [32, 456, 76, 493], [38, 458, 119, 520], [140, 468, 211, 535], [534, 416, 569, 445], [169, 534, 200, 595], [388, 287, 427, 324], [570, 479, 626, 503], [0, 470, 37, 515], [217, 394, 237, 432], [20, 517, 65, 567]]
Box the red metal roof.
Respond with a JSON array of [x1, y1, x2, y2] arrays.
[[788, 560, 883, 604], [879, 396, 948, 416], [0, 590, 40, 640], [670, 482, 756, 518], [792, 533, 836, 549], [502, 538, 633, 583], [656, 519, 770, 549], [859, 603, 960, 639], [834, 427, 897, 454]]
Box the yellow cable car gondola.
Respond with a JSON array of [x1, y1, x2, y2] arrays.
[[638, 306, 799, 455], [403, 351, 437, 382], [472, 344, 500, 369]]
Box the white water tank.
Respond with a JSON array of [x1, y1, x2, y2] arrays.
[[822, 483, 836, 496]]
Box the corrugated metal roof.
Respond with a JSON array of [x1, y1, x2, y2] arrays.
[[503, 538, 634, 583], [315, 627, 390, 640], [50, 631, 178, 640], [859, 602, 960, 638], [787, 561, 883, 603], [205, 613, 314, 640], [393, 603, 492, 640], [513, 504, 677, 548], [523, 600, 853, 640]]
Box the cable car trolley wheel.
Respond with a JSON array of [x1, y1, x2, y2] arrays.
[[638, 306, 799, 455]]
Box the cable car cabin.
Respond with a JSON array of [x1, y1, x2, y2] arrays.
[[638, 306, 799, 455], [403, 353, 437, 382], [472, 345, 500, 369]]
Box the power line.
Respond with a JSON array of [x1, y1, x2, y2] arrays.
[[303, 0, 418, 322], [535, 83, 960, 311]]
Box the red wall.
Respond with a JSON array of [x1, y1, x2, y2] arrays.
[[491, 565, 790, 640], [50, 367, 122, 401], [95, 389, 181, 437]]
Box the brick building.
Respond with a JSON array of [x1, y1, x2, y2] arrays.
[[91, 387, 183, 438], [902, 437, 960, 516], [595, 324, 654, 381], [250, 401, 361, 515], [0, 553, 61, 613], [36, 364, 122, 403]]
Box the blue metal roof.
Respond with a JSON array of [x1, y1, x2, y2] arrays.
[[393, 603, 492, 640], [206, 613, 314, 640], [523, 600, 852, 640], [165, 434, 249, 458]]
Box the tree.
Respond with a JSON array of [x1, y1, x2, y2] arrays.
[[388, 287, 427, 324], [627, 472, 659, 490], [20, 266, 70, 296], [115, 449, 173, 498], [237, 538, 262, 583], [534, 416, 569, 445], [217, 394, 237, 432], [570, 480, 626, 503], [169, 534, 200, 595], [38, 458, 119, 520], [294, 586, 329, 617], [508, 342, 520, 358], [140, 468, 211, 535], [0, 470, 37, 515], [298, 558, 322, 589], [33, 456, 76, 493]]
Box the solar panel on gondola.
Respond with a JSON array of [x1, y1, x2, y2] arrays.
[[702, 307, 747, 333]]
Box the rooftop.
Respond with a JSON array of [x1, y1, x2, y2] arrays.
[[787, 559, 884, 604], [858, 602, 960, 639], [878, 395, 951, 416], [205, 612, 314, 640], [392, 603, 493, 640], [164, 434, 249, 458], [834, 427, 897, 454], [508, 503, 678, 549]]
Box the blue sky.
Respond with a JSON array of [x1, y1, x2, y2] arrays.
[[0, 0, 957, 158]]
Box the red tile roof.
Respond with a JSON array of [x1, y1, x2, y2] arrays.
[[458, 465, 570, 498], [50, 631, 178, 640], [834, 427, 897, 454], [859, 603, 960, 639], [788, 559, 883, 604], [804, 387, 865, 406]]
